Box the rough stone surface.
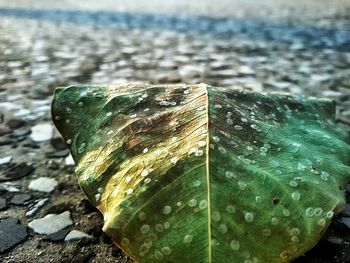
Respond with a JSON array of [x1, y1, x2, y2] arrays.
[[0, 163, 34, 182], [0, 218, 27, 253], [0, 198, 7, 210], [10, 194, 32, 205], [43, 228, 70, 242], [0, 156, 12, 166], [30, 123, 53, 142], [28, 211, 73, 235], [342, 217, 350, 229], [28, 177, 58, 193], [343, 204, 350, 217], [64, 230, 93, 241]]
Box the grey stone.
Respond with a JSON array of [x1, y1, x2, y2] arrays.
[[6, 119, 25, 129], [0, 218, 27, 253], [0, 198, 7, 210], [327, 236, 343, 245], [341, 217, 350, 229], [10, 194, 32, 205], [28, 177, 58, 193], [0, 163, 34, 182], [342, 204, 350, 217], [45, 149, 70, 158], [44, 228, 70, 242], [28, 211, 73, 235]]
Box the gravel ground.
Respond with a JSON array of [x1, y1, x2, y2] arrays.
[[0, 1, 349, 262]]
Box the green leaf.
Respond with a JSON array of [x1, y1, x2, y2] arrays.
[[52, 84, 350, 263]]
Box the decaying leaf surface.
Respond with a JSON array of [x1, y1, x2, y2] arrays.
[[52, 84, 350, 263]]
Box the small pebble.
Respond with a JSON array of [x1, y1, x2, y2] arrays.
[[30, 123, 53, 142], [64, 230, 93, 241], [29, 177, 58, 193], [28, 211, 73, 235]]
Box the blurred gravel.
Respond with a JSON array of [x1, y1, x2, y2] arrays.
[[0, 1, 349, 262]]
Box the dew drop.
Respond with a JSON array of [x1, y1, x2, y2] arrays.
[[283, 209, 290, 217], [230, 240, 240, 250], [199, 200, 208, 209], [140, 224, 150, 234], [141, 169, 149, 177], [245, 212, 254, 222], [193, 180, 201, 187], [225, 171, 236, 179], [218, 146, 227, 154], [219, 224, 228, 234], [155, 224, 164, 232], [326, 211, 334, 218], [292, 192, 300, 201], [183, 234, 193, 244], [161, 246, 171, 256], [164, 221, 170, 229], [66, 139, 72, 145], [238, 181, 247, 190], [138, 211, 146, 221], [306, 207, 315, 217], [195, 150, 204, 156], [78, 143, 86, 153], [226, 205, 235, 213], [289, 228, 300, 236], [271, 217, 279, 225], [188, 199, 197, 207], [198, 141, 206, 147], [154, 250, 163, 260], [143, 148, 149, 153], [212, 136, 220, 142], [121, 238, 130, 246], [125, 176, 132, 183], [291, 236, 299, 243], [262, 228, 271, 237], [255, 196, 262, 203], [234, 125, 243, 130], [314, 208, 323, 216], [318, 218, 326, 226], [211, 211, 221, 222], [171, 157, 179, 164], [144, 178, 151, 184], [162, 205, 172, 215]]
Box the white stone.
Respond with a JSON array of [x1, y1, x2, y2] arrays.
[[0, 156, 12, 165], [65, 154, 75, 166], [30, 123, 53, 142], [322, 90, 343, 98], [29, 177, 58, 193], [238, 65, 255, 75], [0, 182, 20, 192], [26, 198, 49, 217], [28, 211, 73, 235], [64, 230, 93, 241]]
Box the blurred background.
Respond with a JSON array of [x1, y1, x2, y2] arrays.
[[0, 0, 349, 262]]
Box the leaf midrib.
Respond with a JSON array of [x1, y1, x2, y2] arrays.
[[205, 85, 212, 263]]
